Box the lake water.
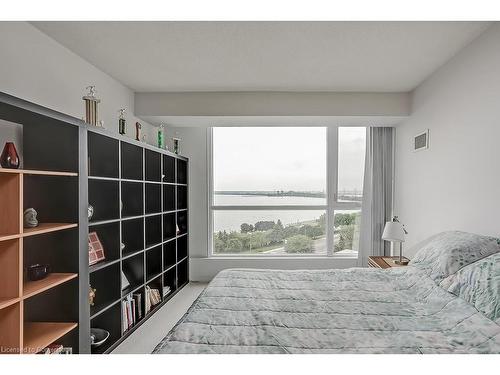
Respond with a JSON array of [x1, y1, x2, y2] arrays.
[[213, 194, 357, 232]]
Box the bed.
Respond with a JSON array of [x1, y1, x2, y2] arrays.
[[153, 231, 500, 354]]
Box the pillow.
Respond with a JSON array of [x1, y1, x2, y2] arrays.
[[409, 231, 500, 283], [441, 252, 500, 323]]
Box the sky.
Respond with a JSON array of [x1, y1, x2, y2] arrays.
[[213, 127, 366, 192]]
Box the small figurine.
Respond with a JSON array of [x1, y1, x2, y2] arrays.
[[135, 122, 142, 141], [24, 208, 38, 228], [89, 285, 96, 306], [172, 137, 181, 154], [118, 109, 126, 135], [82, 86, 101, 126], [158, 123, 165, 149], [88, 205, 94, 220]]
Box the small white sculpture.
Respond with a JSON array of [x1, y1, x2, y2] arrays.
[[24, 208, 38, 228]]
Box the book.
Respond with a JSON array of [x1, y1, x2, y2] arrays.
[[122, 300, 128, 333], [133, 293, 142, 320], [145, 287, 151, 314]]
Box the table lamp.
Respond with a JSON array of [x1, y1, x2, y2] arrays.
[[382, 216, 408, 265]]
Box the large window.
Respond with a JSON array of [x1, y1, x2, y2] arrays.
[[210, 127, 365, 256]]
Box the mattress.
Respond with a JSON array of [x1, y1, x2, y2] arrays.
[[153, 267, 500, 353]]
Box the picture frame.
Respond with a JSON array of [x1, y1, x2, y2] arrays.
[[88, 232, 106, 266]]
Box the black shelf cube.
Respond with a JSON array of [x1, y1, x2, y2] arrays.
[[90, 302, 122, 354], [122, 218, 144, 255], [145, 183, 161, 214], [145, 149, 161, 182], [121, 142, 143, 180], [88, 132, 119, 178], [121, 181, 144, 218], [177, 159, 187, 184], [163, 213, 176, 240], [163, 184, 175, 212], [178, 258, 188, 287], [88, 180, 119, 222], [177, 211, 188, 235], [145, 215, 162, 248], [88, 222, 120, 264], [163, 155, 175, 183], [89, 263, 121, 317], [177, 185, 187, 210], [163, 267, 177, 295], [146, 245, 162, 281], [177, 235, 188, 261], [163, 240, 176, 270], [122, 253, 145, 295]]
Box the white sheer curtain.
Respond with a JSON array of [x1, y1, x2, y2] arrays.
[[357, 127, 394, 266]]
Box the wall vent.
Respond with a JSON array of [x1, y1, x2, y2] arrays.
[[413, 130, 429, 152]]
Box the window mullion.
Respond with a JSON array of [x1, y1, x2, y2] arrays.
[[326, 126, 339, 257]]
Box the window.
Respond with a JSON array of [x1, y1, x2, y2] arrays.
[[210, 126, 365, 256]]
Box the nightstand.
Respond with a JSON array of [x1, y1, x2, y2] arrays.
[[368, 256, 410, 269]]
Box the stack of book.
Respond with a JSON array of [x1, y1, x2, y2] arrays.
[[122, 293, 142, 332], [145, 286, 162, 314]]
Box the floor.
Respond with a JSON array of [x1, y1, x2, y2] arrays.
[[112, 282, 207, 354]]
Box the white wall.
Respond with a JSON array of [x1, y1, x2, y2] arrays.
[[0, 22, 155, 144], [394, 24, 500, 257], [136, 91, 410, 117]]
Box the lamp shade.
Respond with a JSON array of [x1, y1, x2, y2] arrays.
[[382, 221, 406, 242]]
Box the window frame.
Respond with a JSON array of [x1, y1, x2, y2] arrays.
[[207, 126, 363, 258]]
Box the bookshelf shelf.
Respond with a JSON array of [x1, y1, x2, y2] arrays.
[[0, 297, 20, 310], [22, 223, 78, 237], [0, 168, 78, 177], [24, 322, 78, 353], [23, 273, 78, 300]]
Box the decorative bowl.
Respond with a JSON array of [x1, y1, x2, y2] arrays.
[[90, 328, 110, 347]]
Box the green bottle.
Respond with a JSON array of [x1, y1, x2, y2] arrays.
[[158, 123, 165, 149]]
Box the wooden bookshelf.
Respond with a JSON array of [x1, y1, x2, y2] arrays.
[[0, 93, 81, 354]]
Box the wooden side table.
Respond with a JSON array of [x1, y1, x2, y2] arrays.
[[368, 256, 410, 269]]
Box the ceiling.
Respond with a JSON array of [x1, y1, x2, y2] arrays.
[[32, 21, 490, 92]]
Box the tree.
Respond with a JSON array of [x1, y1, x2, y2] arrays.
[[309, 225, 324, 239], [334, 224, 355, 252], [249, 231, 267, 250], [266, 227, 284, 244], [283, 225, 299, 239], [214, 237, 226, 253], [300, 224, 315, 238], [334, 213, 357, 227], [318, 213, 326, 230], [226, 237, 243, 252], [240, 223, 254, 233], [275, 219, 284, 230], [285, 235, 314, 253], [254, 220, 275, 232]]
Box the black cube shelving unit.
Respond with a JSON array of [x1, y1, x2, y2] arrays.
[[86, 129, 189, 354]]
